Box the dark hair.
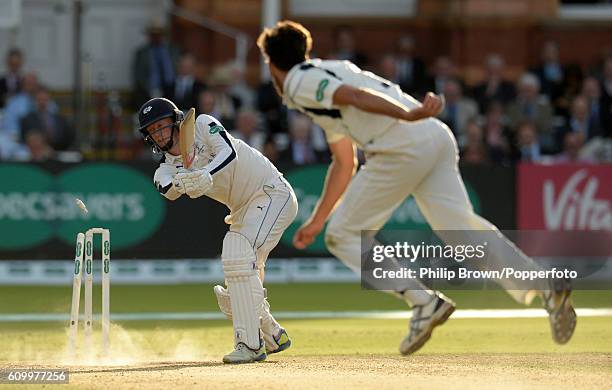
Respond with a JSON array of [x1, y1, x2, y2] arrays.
[[7, 47, 22, 59], [257, 20, 312, 71]]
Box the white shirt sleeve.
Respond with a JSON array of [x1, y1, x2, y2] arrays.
[[154, 163, 182, 201], [286, 67, 343, 109], [196, 114, 236, 175]]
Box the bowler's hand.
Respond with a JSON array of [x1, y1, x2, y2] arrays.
[[422, 92, 445, 116], [293, 220, 325, 249], [405, 92, 445, 122]]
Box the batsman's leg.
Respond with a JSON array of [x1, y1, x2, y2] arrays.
[[214, 286, 290, 354], [220, 177, 297, 355], [221, 232, 266, 364]]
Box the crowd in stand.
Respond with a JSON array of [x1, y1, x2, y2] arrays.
[[0, 49, 75, 161], [0, 24, 611, 165]]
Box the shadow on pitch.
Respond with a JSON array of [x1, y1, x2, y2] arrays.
[[74, 361, 223, 373], [74, 360, 279, 374]]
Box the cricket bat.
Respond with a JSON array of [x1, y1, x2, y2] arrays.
[[180, 107, 196, 169]]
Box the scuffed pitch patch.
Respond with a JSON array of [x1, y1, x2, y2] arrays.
[[1, 354, 611, 390]]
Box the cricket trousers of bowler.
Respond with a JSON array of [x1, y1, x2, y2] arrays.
[[324, 119, 547, 306], [227, 175, 298, 337]]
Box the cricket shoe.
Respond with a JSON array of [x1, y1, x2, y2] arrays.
[[223, 341, 267, 364], [542, 278, 576, 344], [214, 285, 289, 353], [399, 292, 455, 355], [265, 328, 291, 354]]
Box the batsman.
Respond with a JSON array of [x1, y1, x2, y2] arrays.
[[137, 98, 298, 363]]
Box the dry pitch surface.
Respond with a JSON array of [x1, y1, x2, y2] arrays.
[[1, 317, 611, 390], [2, 287, 611, 389], [1, 354, 611, 390]]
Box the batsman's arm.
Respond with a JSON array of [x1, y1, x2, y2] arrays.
[[154, 163, 184, 201], [309, 137, 356, 226], [198, 115, 236, 176], [332, 85, 443, 122]]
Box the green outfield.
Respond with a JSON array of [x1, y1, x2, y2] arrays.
[[1, 284, 611, 389], [3, 283, 612, 313]]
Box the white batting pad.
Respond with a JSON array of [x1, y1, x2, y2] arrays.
[[222, 232, 264, 350], [214, 285, 282, 344], [213, 285, 232, 319]]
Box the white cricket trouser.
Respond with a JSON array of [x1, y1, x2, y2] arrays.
[[230, 175, 298, 269], [227, 175, 298, 336], [325, 119, 546, 305]]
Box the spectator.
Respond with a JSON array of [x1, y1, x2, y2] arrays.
[[554, 132, 591, 163], [516, 121, 542, 162], [483, 101, 513, 164], [231, 109, 266, 152], [439, 78, 478, 144], [506, 73, 554, 150], [1, 72, 40, 159], [132, 19, 180, 109], [171, 53, 206, 112], [600, 55, 612, 134], [20, 86, 75, 151], [197, 89, 235, 128], [204, 65, 243, 127], [280, 114, 326, 165], [378, 54, 399, 83], [581, 76, 604, 137], [0, 48, 24, 108], [428, 56, 459, 95], [228, 64, 256, 109], [394, 34, 427, 97], [460, 120, 490, 165], [580, 132, 612, 162], [561, 95, 599, 142], [329, 26, 368, 67], [531, 40, 565, 107], [555, 64, 583, 117], [256, 80, 288, 134], [198, 89, 219, 117], [472, 54, 516, 113], [587, 47, 612, 80], [262, 134, 280, 164], [24, 130, 54, 162]]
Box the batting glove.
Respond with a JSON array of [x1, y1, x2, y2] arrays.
[[170, 178, 187, 195], [174, 168, 213, 199]]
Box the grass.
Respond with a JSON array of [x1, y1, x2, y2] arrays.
[[0, 316, 611, 363], [0, 283, 610, 363], [1, 283, 612, 314]]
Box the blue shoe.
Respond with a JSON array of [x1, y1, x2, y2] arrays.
[[266, 329, 291, 354]]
